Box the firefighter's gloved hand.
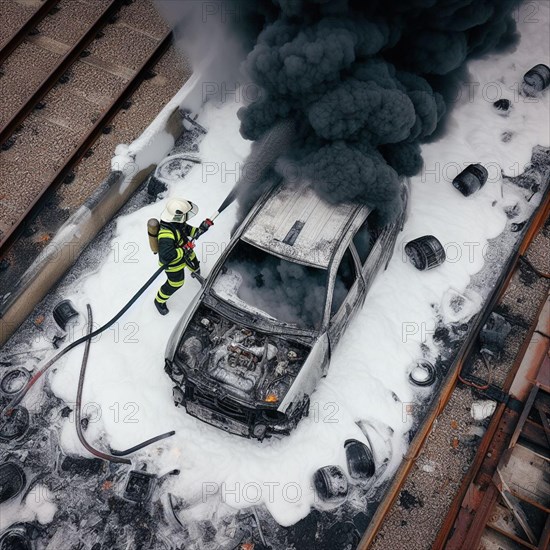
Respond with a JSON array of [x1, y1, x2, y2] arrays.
[[181, 241, 194, 257], [186, 255, 200, 273], [181, 240, 195, 262], [199, 218, 214, 234]]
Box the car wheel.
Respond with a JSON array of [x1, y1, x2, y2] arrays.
[[52, 299, 79, 330], [0, 407, 29, 442], [522, 63, 550, 96], [493, 99, 512, 116], [344, 439, 375, 480], [409, 361, 437, 387], [1, 369, 31, 395], [313, 465, 349, 502], [405, 236, 446, 270], [452, 164, 488, 197], [0, 530, 32, 550]]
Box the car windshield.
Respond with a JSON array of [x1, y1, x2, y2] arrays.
[[211, 241, 328, 330]]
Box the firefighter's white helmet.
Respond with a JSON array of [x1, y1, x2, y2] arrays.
[[160, 198, 198, 223]]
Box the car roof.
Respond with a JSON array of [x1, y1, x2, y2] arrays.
[[241, 179, 370, 269]]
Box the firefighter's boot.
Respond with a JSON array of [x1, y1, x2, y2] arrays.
[[154, 299, 169, 316]]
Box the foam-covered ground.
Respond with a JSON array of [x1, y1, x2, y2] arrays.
[[10, 2, 549, 536]]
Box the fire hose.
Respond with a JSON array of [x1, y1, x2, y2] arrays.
[[1, 211, 233, 463], [2, 263, 168, 417], [76, 305, 170, 464]]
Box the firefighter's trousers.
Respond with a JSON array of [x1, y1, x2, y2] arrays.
[[155, 262, 186, 304]]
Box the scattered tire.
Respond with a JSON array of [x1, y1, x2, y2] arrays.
[[0, 530, 32, 550], [0, 462, 26, 503], [493, 98, 512, 116], [156, 155, 201, 183], [405, 236, 446, 271], [123, 470, 156, 503], [1, 369, 31, 395], [409, 361, 437, 387], [522, 63, 550, 96], [452, 164, 488, 197], [344, 439, 375, 480], [52, 300, 79, 330], [0, 407, 30, 442], [313, 465, 348, 502]]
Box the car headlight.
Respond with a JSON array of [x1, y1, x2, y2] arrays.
[[177, 336, 203, 369]]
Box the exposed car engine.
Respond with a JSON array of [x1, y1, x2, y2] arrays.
[[174, 305, 310, 406]]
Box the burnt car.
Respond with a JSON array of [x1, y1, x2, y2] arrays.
[[164, 178, 410, 439]]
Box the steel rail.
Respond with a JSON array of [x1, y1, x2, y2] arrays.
[[357, 189, 550, 549], [433, 291, 550, 548], [0, 0, 125, 147], [0, 30, 173, 255], [0, 0, 60, 66]]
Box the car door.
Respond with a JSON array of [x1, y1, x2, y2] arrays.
[[327, 246, 364, 350], [352, 215, 398, 292]]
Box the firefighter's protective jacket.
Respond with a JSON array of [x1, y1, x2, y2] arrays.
[[157, 221, 205, 272]]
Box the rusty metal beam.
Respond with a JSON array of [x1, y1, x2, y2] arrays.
[[509, 385, 541, 449], [535, 401, 550, 447], [460, 484, 500, 549], [520, 418, 550, 455], [495, 471, 538, 545], [538, 515, 550, 550], [509, 487, 550, 515], [432, 259, 550, 549], [435, 342, 550, 548], [441, 406, 519, 550], [486, 522, 538, 550]]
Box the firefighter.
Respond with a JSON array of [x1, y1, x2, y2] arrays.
[[154, 198, 213, 315]]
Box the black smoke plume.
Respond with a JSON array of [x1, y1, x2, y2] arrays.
[[155, 1, 522, 224], [235, 0, 522, 224]]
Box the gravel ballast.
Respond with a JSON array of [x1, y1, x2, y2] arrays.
[[371, 219, 550, 549], [0, 0, 191, 297], [0, 0, 35, 48]]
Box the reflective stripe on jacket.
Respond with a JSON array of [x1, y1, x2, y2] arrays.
[[157, 222, 198, 271]]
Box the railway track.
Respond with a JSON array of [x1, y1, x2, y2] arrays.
[[0, 0, 59, 65], [364, 193, 550, 549], [0, 0, 174, 255]]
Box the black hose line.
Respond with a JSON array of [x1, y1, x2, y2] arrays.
[[109, 430, 176, 457], [3, 264, 166, 416], [75, 304, 175, 464], [76, 305, 131, 464]]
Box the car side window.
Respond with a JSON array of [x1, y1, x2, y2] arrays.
[[352, 216, 379, 265], [331, 248, 357, 316]]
